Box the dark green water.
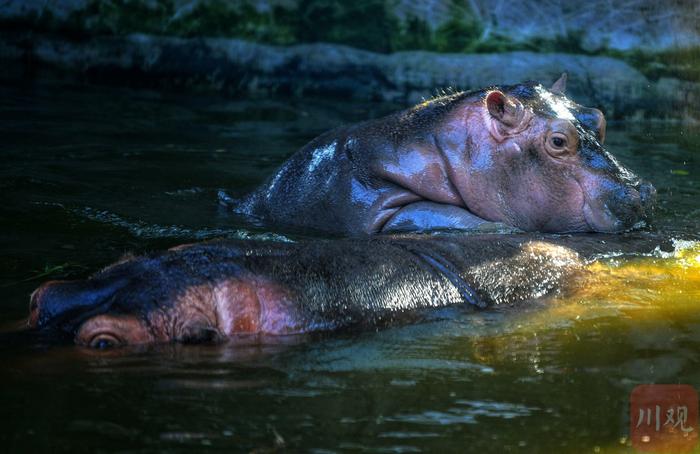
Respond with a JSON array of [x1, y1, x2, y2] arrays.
[[1, 81, 699, 453]]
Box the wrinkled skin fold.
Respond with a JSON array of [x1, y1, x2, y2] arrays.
[[28, 233, 670, 348], [232, 75, 656, 235]]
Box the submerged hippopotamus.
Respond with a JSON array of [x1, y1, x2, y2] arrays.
[[233, 75, 655, 235], [28, 233, 666, 348]]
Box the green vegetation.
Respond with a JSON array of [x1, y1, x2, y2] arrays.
[[0, 262, 88, 288], [169, 2, 298, 45], [395, 15, 433, 51], [8, 0, 698, 83], [78, 0, 173, 36], [62, 0, 299, 45], [295, 0, 400, 53], [608, 47, 700, 82], [431, 1, 481, 53]]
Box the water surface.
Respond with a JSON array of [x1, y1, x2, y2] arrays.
[[1, 81, 699, 452]]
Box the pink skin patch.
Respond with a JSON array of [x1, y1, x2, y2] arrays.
[[46, 273, 308, 347], [213, 277, 304, 337], [63, 275, 306, 347]]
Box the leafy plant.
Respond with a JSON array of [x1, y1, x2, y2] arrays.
[[296, 0, 401, 53], [433, 0, 482, 53]]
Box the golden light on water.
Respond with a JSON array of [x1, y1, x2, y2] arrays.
[[468, 239, 700, 419], [491, 239, 700, 337], [571, 240, 700, 312]]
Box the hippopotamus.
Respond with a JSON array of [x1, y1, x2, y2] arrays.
[[27, 233, 667, 348], [232, 75, 655, 235]]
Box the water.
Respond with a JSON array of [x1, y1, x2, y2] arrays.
[[1, 80, 699, 452]]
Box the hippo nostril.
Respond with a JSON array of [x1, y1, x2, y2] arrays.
[[28, 276, 130, 331], [28, 279, 92, 329], [639, 182, 657, 214], [29, 294, 38, 313], [28, 284, 51, 328]]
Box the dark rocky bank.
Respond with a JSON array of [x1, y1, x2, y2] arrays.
[[1, 31, 698, 120], [1, 0, 698, 119]]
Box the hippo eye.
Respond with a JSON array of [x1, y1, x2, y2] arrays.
[[88, 333, 122, 349], [552, 137, 565, 147], [546, 132, 572, 157]]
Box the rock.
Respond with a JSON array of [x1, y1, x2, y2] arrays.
[[3, 0, 698, 52], [0, 0, 87, 20], [1, 31, 697, 119]]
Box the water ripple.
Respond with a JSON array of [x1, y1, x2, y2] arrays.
[[75, 206, 293, 242]]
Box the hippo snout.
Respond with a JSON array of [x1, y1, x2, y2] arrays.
[[28, 280, 82, 329], [28, 281, 55, 328], [630, 180, 657, 225], [639, 181, 657, 216], [605, 180, 656, 231], [28, 278, 127, 331]]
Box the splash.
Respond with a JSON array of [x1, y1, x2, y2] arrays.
[[473, 238, 700, 339], [574, 239, 700, 309], [467, 239, 700, 374]]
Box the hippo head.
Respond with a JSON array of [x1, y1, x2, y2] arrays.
[[26, 245, 302, 348], [27, 254, 225, 348], [462, 74, 655, 233]]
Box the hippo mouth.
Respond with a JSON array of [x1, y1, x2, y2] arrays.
[[582, 200, 626, 233], [575, 176, 627, 233], [579, 182, 653, 233]]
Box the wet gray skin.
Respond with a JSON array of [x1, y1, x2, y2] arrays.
[[27, 233, 669, 349], [233, 75, 656, 235]]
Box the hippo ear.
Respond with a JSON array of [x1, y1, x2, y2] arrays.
[[485, 91, 522, 127], [551, 73, 567, 94]]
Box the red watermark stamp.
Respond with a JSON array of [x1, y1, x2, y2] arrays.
[[630, 384, 698, 453]]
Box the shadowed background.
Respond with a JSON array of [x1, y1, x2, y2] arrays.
[[1, 0, 698, 118]]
